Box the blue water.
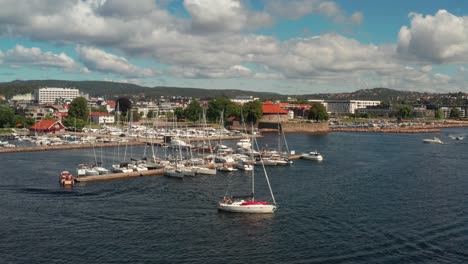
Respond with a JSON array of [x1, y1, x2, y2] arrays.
[[1, 128, 468, 263]]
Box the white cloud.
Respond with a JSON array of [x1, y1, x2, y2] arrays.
[[397, 9, 468, 64], [76, 46, 157, 78], [2, 45, 77, 69], [420, 65, 432, 73], [350, 12, 364, 25], [169, 64, 253, 79], [183, 0, 272, 33]]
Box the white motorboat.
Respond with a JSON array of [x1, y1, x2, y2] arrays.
[[217, 163, 238, 172], [422, 137, 443, 144], [235, 161, 253, 171], [302, 151, 323, 161]]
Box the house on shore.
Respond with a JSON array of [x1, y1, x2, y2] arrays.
[[261, 101, 289, 122], [29, 120, 66, 133]]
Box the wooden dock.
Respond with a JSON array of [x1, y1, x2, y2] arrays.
[[75, 169, 165, 182], [288, 154, 304, 160]]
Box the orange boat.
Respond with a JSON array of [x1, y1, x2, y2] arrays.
[[59, 171, 75, 186]]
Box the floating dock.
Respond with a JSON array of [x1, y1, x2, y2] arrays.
[[75, 169, 165, 182]]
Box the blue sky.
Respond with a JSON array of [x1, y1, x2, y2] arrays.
[[0, 0, 467, 94]]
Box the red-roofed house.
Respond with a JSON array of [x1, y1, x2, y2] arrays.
[[29, 120, 66, 133], [261, 101, 289, 122], [90, 112, 115, 124], [106, 100, 116, 112]]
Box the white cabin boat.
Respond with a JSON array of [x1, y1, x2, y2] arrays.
[[422, 137, 443, 144], [302, 151, 323, 161]]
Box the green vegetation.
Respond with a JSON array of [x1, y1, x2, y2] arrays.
[[184, 100, 203, 122], [68, 97, 89, 120], [206, 97, 240, 122], [396, 104, 413, 119], [0, 105, 15, 128], [62, 117, 87, 131], [435, 109, 443, 119], [449, 108, 461, 119], [307, 103, 328, 122], [241, 100, 263, 124]]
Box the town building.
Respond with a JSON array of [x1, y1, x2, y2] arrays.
[[439, 106, 466, 118], [29, 120, 66, 133], [34, 87, 80, 104], [261, 101, 289, 122], [90, 112, 115, 124], [231, 95, 259, 105], [325, 100, 381, 115]]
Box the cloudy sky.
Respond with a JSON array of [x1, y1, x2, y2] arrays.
[[0, 0, 467, 94]]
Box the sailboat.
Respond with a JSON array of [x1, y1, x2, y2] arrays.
[[218, 124, 277, 214]]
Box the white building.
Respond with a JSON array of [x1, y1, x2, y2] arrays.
[[231, 95, 259, 105], [440, 107, 466, 118], [34, 87, 80, 104], [11, 93, 34, 101], [90, 112, 115, 124], [326, 100, 381, 115]]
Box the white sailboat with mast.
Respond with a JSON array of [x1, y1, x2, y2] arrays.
[[218, 124, 277, 214]]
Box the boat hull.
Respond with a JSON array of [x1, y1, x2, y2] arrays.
[[218, 202, 276, 214]]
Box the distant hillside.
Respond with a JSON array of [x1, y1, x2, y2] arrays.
[[301, 88, 428, 102], [0, 80, 454, 103], [0, 80, 284, 100]]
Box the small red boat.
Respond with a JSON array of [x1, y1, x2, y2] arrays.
[[59, 171, 75, 186]]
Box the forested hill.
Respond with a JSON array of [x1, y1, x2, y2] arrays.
[[302, 88, 430, 103], [0, 80, 461, 103], [0, 80, 283, 100]]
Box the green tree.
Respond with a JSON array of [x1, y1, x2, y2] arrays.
[[0, 105, 15, 128], [307, 103, 328, 122], [68, 97, 89, 121], [396, 104, 413, 119], [241, 100, 263, 124], [62, 117, 87, 131], [449, 107, 461, 119], [434, 109, 443, 119], [184, 100, 203, 122], [147, 110, 155, 119], [91, 106, 108, 113], [206, 97, 240, 122], [174, 107, 185, 120], [44, 114, 54, 120]]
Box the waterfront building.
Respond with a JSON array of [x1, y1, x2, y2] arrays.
[[29, 120, 66, 133], [90, 112, 115, 124], [326, 100, 381, 115], [440, 106, 466, 118], [231, 95, 259, 105], [261, 101, 289, 122], [34, 87, 80, 104]]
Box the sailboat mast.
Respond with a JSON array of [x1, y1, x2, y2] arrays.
[[253, 128, 277, 205], [251, 124, 255, 201]]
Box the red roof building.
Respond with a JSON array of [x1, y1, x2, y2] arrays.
[[262, 101, 288, 114], [29, 120, 66, 133], [261, 102, 289, 122]]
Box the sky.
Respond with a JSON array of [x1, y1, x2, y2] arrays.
[[0, 0, 467, 94]]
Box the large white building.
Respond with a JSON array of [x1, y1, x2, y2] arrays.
[[34, 87, 80, 104], [231, 95, 259, 105], [326, 100, 381, 115]]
